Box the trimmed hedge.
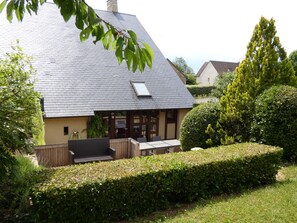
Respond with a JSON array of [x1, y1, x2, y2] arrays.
[[30, 143, 282, 222], [180, 103, 220, 151], [186, 85, 215, 97], [253, 85, 297, 161]]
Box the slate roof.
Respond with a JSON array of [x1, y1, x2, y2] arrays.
[[0, 3, 194, 118], [167, 59, 187, 84], [196, 60, 239, 77]]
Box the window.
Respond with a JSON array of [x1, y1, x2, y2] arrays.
[[64, 127, 69, 135], [131, 82, 151, 97], [166, 109, 177, 123]]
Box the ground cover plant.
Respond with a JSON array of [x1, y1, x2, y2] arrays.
[[29, 143, 281, 222]]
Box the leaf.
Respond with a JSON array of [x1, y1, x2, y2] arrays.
[[132, 54, 138, 72], [143, 48, 152, 69], [0, 0, 6, 14], [127, 30, 137, 44], [60, 0, 74, 22], [115, 47, 123, 64], [75, 13, 84, 30], [143, 42, 154, 61], [6, 0, 14, 22], [80, 26, 91, 42], [124, 48, 134, 70]]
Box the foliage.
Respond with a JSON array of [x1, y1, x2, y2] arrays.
[[289, 50, 297, 76], [172, 57, 194, 74], [0, 0, 154, 73], [186, 85, 215, 97], [32, 101, 45, 146], [0, 45, 41, 177], [211, 72, 234, 99], [29, 143, 282, 222], [180, 103, 220, 151], [252, 85, 297, 162], [0, 155, 45, 222], [141, 165, 297, 223], [185, 73, 196, 85], [87, 113, 108, 138], [219, 17, 297, 143]]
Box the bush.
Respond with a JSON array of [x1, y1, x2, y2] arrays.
[[180, 103, 220, 151], [0, 155, 45, 221], [30, 143, 282, 222], [252, 85, 297, 161], [186, 85, 215, 97], [185, 73, 197, 85]]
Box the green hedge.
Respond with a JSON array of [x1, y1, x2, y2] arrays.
[[180, 103, 220, 151], [30, 143, 282, 222], [253, 85, 297, 161], [186, 85, 215, 97]]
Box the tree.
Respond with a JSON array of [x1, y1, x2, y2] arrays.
[[185, 73, 196, 85], [172, 57, 194, 74], [0, 0, 154, 73], [289, 50, 297, 76], [211, 72, 234, 99], [0, 45, 41, 177], [219, 17, 297, 143]]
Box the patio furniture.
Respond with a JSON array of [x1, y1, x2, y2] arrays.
[[137, 137, 147, 142], [68, 137, 115, 164], [139, 139, 181, 155], [152, 136, 161, 141]]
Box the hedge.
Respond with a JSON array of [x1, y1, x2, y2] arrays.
[[253, 85, 297, 161], [30, 143, 282, 222], [180, 102, 220, 150], [186, 85, 215, 97]]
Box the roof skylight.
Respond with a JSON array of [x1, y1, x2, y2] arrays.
[[131, 81, 151, 97]]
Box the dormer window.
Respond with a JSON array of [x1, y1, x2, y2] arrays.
[[131, 81, 151, 97]]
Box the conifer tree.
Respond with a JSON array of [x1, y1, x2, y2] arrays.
[[219, 17, 297, 142]]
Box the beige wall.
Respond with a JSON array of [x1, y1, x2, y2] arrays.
[[158, 111, 166, 139], [177, 108, 191, 139], [44, 117, 88, 145], [197, 63, 218, 86]]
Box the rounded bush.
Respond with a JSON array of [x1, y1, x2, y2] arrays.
[[252, 85, 297, 161], [180, 103, 220, 151]]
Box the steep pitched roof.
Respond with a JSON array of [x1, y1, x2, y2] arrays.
[[196, 60, 239, 77], [0, 3, 194, 118], [167, 59, 187, 84]]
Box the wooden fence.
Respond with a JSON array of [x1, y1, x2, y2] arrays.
[[35, 138, 132, 168], [35, 144, 69, 167]]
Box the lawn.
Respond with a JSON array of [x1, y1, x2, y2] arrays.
[[129, 165, 297, 223]]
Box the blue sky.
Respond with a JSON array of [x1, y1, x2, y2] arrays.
[[86, 0, 297, 73]]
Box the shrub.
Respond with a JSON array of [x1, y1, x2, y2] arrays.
[[252, 85, 297, 161], [30, 143, 282, 222], [0, 155, 45, 221], [186, 85, 215, 97], [185, 73, 197, 85], [180, 103, 220, 151]]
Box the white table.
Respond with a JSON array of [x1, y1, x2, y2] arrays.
[[139, 139, 181, 155]]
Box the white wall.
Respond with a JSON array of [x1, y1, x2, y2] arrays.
[[196, 63, 219, 86]]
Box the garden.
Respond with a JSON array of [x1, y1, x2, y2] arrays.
[[2, 14, 297, 223]]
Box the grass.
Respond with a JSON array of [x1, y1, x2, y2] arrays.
[[127, 165, 297, 223]]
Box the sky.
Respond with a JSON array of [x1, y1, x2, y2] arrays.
[[85, 0, 297, 73]]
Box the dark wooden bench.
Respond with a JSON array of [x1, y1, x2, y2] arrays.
[[68, 137, 115, 164]]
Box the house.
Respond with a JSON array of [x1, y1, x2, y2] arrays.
[[196, 60, 239, 86], [167, 59, 187, 84], [0, 1, 194, 145]]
